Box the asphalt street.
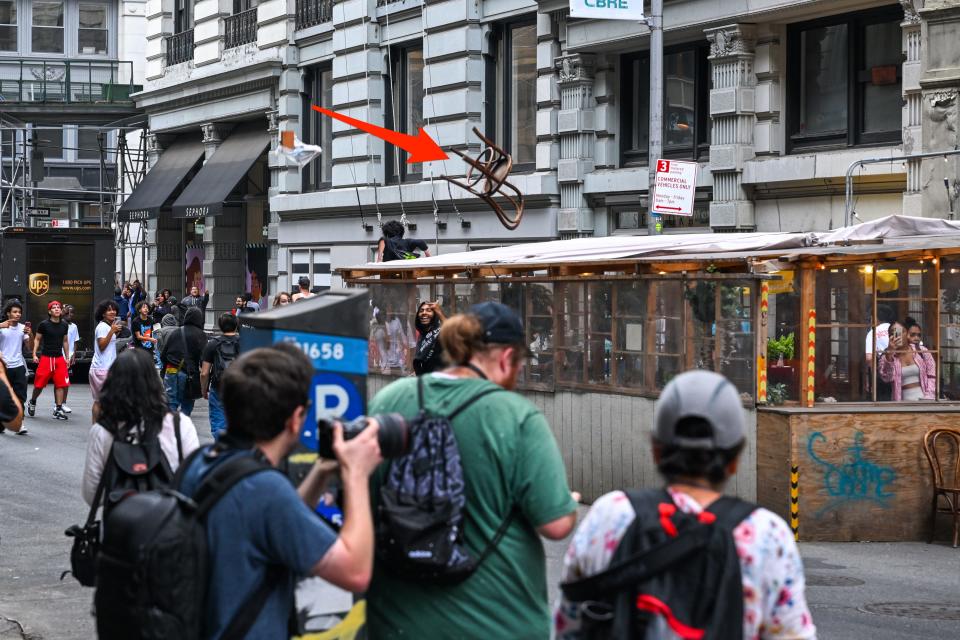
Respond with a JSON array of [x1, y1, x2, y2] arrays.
[[1, 387, 958, 639]]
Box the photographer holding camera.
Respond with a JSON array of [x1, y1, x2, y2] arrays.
[[176, 343, 383, 639]]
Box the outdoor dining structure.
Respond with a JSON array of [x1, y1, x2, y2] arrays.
[[338, 215, 960, 543]]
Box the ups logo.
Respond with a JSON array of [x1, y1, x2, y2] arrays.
[[28, 273, 50, 296]]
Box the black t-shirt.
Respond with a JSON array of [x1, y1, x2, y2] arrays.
[[36, 320, 68, 357], [382, 237, 428, 262]]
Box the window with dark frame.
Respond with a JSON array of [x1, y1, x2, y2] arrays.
[[290, 248, 332, 292], [487, 20, 537, 171], [620, 43, 711, 166], [611, 198, 711, 233], [175, 0, 194, 33], [787, 6, 902, 152], [0, 1, 16, 52], [33, 125, 63, 160], [302, 64, 333, 191], [385, 44, 424, 183], [77, 126, 100, 161]]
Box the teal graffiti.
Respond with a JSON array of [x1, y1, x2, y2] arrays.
[[806, 431, 896, 517]]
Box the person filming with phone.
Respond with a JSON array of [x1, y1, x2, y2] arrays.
[[879, 318, 936, 401], [89, 300, 123, 407]]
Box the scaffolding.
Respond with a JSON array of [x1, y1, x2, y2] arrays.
[[0, 115, 149, 283]]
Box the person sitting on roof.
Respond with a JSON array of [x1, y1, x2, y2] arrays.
[[376, 220, 431, 262]]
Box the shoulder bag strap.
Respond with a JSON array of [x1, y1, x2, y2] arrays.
[[705, 496, 757, 532], [173, 412, 183, 463], [84, 443, 114, 526], [447, 386, 503, 421], [417, 372, 426, 409], [470, 506, 517, 569], [220, 565, 286, 640], [560, 490, 711, 602], [191, 454, 275, 518]]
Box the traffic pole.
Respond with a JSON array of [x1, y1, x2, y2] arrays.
[[647, 0, 663, 235]]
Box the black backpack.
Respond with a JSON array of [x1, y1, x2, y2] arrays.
[[101, 415, 182, 515], [63, 415, 184, 587], [95, 448, 281, 640], [375, 376, 513, 585], [210, 336, 240, 389], [560, 489, 756, 640]]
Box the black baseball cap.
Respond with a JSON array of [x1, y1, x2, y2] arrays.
[[470, 302, 525, 345]]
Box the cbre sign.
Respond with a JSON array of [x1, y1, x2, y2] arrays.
[[569, 0, 644, 21]]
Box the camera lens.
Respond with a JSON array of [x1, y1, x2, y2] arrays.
[[316, 412, 409, 459], [375, 413, 409, 458]]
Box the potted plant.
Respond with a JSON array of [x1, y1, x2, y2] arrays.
[[767, 332, 795, 366]]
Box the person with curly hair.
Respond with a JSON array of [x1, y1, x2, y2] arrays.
[[89, 299, 124, 409], [81, 348, 199, 507]]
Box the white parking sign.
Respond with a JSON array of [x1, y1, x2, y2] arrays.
[[651, 159, 698, 217]]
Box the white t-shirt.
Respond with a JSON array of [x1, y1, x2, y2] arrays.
[[865, 322, 890, 356], [65, 322, 79, 359], [91, 321, 117, 371], [81, 412, 201, 506], [0, 324, 28, 368]]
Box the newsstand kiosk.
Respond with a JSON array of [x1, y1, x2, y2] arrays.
[[237, 289, 369, 451]]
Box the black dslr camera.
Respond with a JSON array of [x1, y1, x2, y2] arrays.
[[317, 413, 410, 459]]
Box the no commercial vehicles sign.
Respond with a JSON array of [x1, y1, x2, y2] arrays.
[[569, 0, 644, 22], [652, 159, 698, 217]]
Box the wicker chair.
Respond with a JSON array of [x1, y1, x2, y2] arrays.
[[922, 428, 960, 548]]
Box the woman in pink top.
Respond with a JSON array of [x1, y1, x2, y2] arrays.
[[878, 318, 936, 401]]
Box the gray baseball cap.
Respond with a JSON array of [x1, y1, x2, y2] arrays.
[[654, 370, 746, 450]]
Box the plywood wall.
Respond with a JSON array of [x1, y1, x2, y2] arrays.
[[368, 375, 759, 502], [758, 409, 954, 542]]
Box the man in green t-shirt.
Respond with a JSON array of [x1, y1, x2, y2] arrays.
[[366, 302, 579, 639]]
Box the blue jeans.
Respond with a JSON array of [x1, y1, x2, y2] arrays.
[[164, 370, 195, 416], [208, 388, 226, 440]]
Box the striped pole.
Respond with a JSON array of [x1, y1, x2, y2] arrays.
[[758, 283, 769, 404], [790, 465, 800, 541], [806, 310, 816, 408]]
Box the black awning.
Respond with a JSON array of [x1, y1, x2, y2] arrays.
[[171, 123, 271, 219], [116, 136, 204, 222]]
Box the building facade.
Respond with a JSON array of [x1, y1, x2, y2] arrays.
[[0, 0, 146, 231], [130, 0, 960, 307]]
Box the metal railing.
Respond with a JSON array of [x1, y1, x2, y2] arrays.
[[295, 0, 333, 30], [166, 29, 195, 66], [225, 8, 258, 49], [0, 59, 140, 104]]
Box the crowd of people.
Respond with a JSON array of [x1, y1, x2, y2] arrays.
[[50, 291, 817, 639]]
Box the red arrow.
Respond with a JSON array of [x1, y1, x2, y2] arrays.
[[656, 206, 683, 211], [311, 104, 448, 163]]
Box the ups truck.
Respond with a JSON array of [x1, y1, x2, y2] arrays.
[[0, 227, 115, 372]]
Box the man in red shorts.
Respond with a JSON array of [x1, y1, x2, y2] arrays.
[[28, 300, 70, 421]]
